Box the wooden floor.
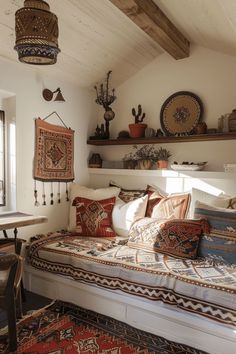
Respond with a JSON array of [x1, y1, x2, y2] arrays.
[[0, 290, 52, 329]]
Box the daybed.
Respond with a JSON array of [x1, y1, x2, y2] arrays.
[[24, 184, 236, 354]]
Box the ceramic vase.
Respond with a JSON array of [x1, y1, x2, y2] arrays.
[[137, 159, 153, 170]]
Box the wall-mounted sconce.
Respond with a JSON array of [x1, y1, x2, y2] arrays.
[[42, 88, 65, 102]]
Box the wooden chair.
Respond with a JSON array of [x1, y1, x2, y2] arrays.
[[0, 238, 25, 256], [0, 252, 23, 352], [0, 238, 26, 302]]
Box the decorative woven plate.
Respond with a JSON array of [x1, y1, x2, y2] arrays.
[[160, 91, 203, 136]]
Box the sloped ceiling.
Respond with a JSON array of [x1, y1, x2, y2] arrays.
[[154, 0, 236, 58], [0, 0, 162, 87], [0, 0, 236, 88]]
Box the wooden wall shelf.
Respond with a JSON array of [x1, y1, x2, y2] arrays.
[[87, 132, 236, 146], [88, 168, 236, 179]]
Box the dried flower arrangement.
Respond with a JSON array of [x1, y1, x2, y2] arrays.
[[123, 145, 172, 170], [157, 147, 172, 161], [123, 145, 158, 162]]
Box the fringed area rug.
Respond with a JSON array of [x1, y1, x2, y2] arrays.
[[0, 300, 208, 354]]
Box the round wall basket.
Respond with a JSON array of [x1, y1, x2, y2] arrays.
[[160, 91, 203, 136]]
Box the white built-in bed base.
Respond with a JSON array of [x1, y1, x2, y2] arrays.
[[24, 264, 236, 354]]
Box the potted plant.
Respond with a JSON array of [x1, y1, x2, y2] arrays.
[[123, 145, 159, 170], [156, 147, 171, 169], [129, 104, 147, 138]]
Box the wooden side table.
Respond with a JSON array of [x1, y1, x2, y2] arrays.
[[0, 211, 48, 245]]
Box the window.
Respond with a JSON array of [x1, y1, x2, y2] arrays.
[[0, 110, 5, 206]]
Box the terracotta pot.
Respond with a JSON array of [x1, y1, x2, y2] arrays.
[[157, 160, 168, 169], [129, 123, 147, 138], [136, 159, 153, 170]]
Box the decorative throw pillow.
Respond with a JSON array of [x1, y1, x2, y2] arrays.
[[145, 190, 164, 217], [112, 196, 148, 237], [128, 218, 209, 259], [72, 196, 116, 237], [109, 181, 146, 203], [146, 187, 191, 220], [68, 184, 120, 231], [189, 188, 231, 218], [194, 201, 236, 264]]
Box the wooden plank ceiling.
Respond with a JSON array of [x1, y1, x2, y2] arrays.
[[110, 0, 190, 60], [0, 0, 236, 87]]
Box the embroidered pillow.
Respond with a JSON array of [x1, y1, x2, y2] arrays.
[[112, 196, 148, 237], [145, 190, 163, 217], [128, 218, 209, 259], [68, 184, 120, 231], [72, 196, 116, 237], [194, 201, 236, 264], [109, 181, 146, 203], [146, 187, 191, 220]]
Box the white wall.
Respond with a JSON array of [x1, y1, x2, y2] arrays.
[[92, 46, 236, 172], [0, 57, 93, 238]]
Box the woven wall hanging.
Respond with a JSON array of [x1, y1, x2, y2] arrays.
[[33, 114, 74, 206]]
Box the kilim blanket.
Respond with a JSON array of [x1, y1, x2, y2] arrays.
[[34, 118, 74, 182], [0, 300, 208, 354]]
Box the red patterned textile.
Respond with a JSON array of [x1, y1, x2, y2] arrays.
[[128, 218, 209, 259], [0, 300, 206, 354], [34, 118, 74, 181], [72, 196, 116, 237]]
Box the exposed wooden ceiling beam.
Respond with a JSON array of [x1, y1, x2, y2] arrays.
[[109, 0, 190, 59]]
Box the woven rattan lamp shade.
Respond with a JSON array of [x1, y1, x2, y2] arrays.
[[14, 0, 60, 65]]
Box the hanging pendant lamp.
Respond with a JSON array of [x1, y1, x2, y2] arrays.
[[14, 0, 60, 65]]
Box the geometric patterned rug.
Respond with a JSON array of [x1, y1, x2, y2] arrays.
[[0, 300, 208, 354]]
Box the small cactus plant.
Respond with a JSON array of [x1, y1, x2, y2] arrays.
[[132, 104, 146, 124]]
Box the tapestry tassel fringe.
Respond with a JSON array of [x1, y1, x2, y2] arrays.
[[66, 182, 69, 202], [42, 182, 46, 205], [33, 181, 71, 206], [50, 182, 54, 205], [57, 182, 61, 204], [34, 181, 40, 206]]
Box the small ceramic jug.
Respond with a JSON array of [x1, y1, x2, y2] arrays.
[[194, 122, 207, 134]]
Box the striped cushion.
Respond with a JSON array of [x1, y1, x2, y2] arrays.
[[194, 201, 236, 264]]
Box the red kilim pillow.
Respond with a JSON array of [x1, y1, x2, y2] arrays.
[[128, 218, 210, 259], [72, 196, 116, 237]]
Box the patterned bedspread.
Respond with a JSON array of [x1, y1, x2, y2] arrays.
[[27, 231, 236, 326]]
